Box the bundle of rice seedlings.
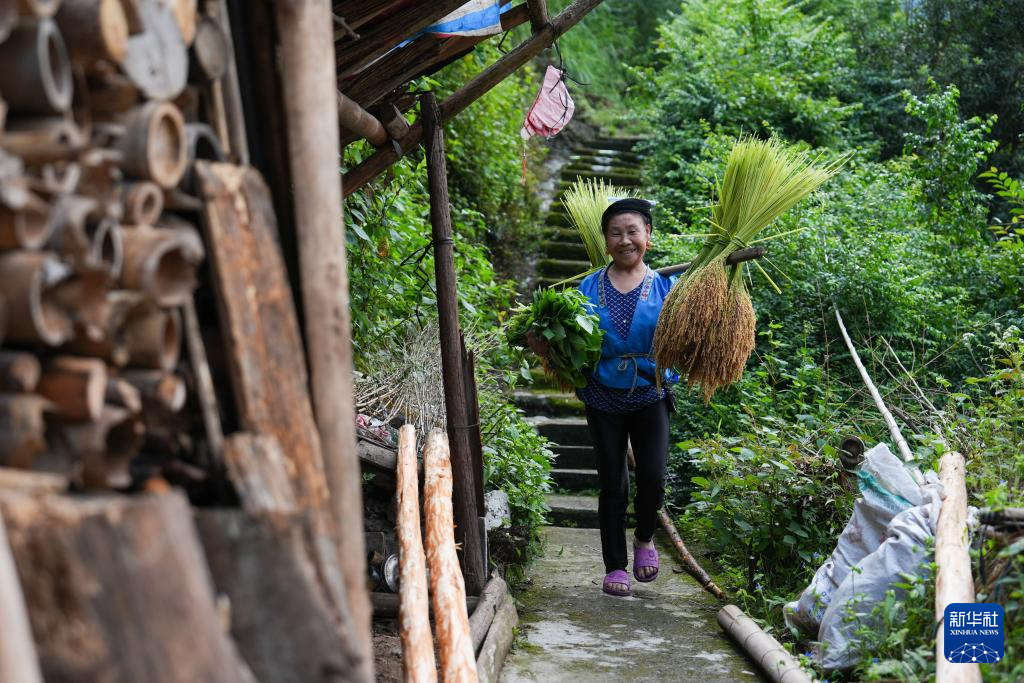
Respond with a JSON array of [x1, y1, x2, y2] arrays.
[[563, 177, 641, 269], [653, 136, 846, 401]]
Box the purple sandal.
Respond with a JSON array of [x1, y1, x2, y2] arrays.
[[633, 545, 660, 583], [602, 569, 632, 596]]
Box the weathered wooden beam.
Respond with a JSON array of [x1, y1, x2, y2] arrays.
[[337, 91, 387, 145], [272, 0, 373, 678], [525, 0, 548, 32], [423, 91, 485, 596], [332, 0, 405, 32], [342, 0, 605, 197], [335, 0, 466, 78], [340, 4, 530, 110]]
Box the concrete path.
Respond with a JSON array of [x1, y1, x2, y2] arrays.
[[501, 526, 761, 682]]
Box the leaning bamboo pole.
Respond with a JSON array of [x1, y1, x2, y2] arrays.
[[397, 425, 437, 683], [423, 429, 479, 683], [935, 451, 981, 683], [657, 509, 725, 599], [273, 2, 372, 679]]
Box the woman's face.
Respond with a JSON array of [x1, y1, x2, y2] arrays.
[[604, 211, 651, 270]]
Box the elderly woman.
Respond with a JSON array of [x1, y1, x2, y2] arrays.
[[575, 198, 677, 597]]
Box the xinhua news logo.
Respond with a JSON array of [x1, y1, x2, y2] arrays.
[[944, 603, 1005, 664]]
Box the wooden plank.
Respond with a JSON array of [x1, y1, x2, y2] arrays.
[[222, 432, 298, 515], [340, 4, 530, 109], [335, 0, 468, 78], [0, 509, 43, 683], [469, 573, 508, 655], [0, 491, 246, 683], [342, 0, 605, 197], [474, 593, 517, 683], [196, 508, 359, 683], [332, 0, 409, 32], [423, 92, 485, 596], [274, 0, 373, 676]]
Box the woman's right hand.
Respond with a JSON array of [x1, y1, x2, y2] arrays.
[[526, 330, 551, 358]]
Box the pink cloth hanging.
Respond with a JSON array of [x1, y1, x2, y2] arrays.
[[521, 65, 575, 140]]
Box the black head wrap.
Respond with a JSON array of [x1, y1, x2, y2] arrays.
[[601, 198, 654, 233]]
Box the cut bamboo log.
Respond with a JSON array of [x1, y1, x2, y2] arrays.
[[49, 268, 112, 340], [474, 593, 517, 683], [0, 250, 74, 345], [935, 450, 981, 683], [120, 368, 185, 412], [115, 100, 188, 188], [122, 304, 180, 370], [179, 122, 223, 192], [0, 466, 66, 493], [1, 117, 83, 165], [46, 194, 100, 264], [0, 202, 52, 250], [17, 0, 60, 17], [0, 394, 49, 468], [0, 508, 44, 683], [718, 604, 812, 683], [204, 0, 247, 163], [54, 0, 129, 63], [169, 0, 194, 45], [0, 18, 73, 114], [117, 0, 141, 33], [35, 354, 106, 420], [195, 508, 359, 683], [0, 351, 42, 392], [59, 288, 144, 365], [48, 404, 143, 487], [0, 490, 248, 683], [337, 91, 387, 146], [122, 0, 188, 99], [423, 429, 479, 683], [122, 180, 163, 224], [86, 70, 140, 115], [657, 508, 725, 599], [119, 225, 204, 306], [104, 375, 141, 412], [221, 432, 297, 515], [396, 424, 437, 683], [276, 0, 372, 658]]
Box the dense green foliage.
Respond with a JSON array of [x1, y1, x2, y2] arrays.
[[637, 0, 1023, 679]]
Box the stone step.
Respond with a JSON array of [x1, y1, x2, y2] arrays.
[[551, 444, 593, 469], [540, 240, 589, 261], [540, 227, 578, 242], [513, 390, 583, 416], [525, 415, 591, 446], [592, 136, 645, 150], [551, 468, 599, 491], [567, 153, 643, 170], [561, 166, 643, 181], [572, 146, 643, 161], [544, 211, 570, 227], [546, 493, 598, 527], [536, 258, 592, 279], [555, 176, 643, 194]]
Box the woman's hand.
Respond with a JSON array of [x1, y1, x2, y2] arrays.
[[526, 330, 551, 358]]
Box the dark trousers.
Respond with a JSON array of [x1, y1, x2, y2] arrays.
[[585, 399, 669, 573]]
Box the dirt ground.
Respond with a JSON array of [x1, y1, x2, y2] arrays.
[[373, 621, 404, 682]]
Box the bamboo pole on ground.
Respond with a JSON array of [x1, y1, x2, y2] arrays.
[[273, 2, 372, 680], [397, 425, 437, 683], [422, 90, 485, 595], [0, 510, 43, 683], [718, 605, 811, 683], [834, 307, 924, 484], [935, 450, 981, 683], [423, 429, 479, 683]]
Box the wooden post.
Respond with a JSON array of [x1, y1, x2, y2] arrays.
[[0, 510, 43, 683], [273, 1, 372, 680], [525, 0, 548, 32], [396, 425, 437, 683], [422, 91, 485, 596], [935, 451, 981, 683]]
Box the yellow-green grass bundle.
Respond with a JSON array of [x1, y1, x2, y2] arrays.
[[653, 136, 846, 401], [563, 177, 641, 269]]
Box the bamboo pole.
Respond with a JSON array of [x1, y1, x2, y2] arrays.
[[718, 605, 812, 683], [0, 510, 43, 683], [657, 509, 725, 599], [422, 91, 485, 595], [337, 91, 387, 146], [935, 450, 981, 683], [396, 425, 437, 683], [834, 307, 924, 484], [423, 429, 479, 683], [273, 2, 371, 680], [342, 0, 605, 196]]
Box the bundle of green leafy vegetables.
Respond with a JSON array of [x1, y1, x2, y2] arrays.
[[506, 288, 603, 389]]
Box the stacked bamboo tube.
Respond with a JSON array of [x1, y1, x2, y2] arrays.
[[0, 0, 227, 489]]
